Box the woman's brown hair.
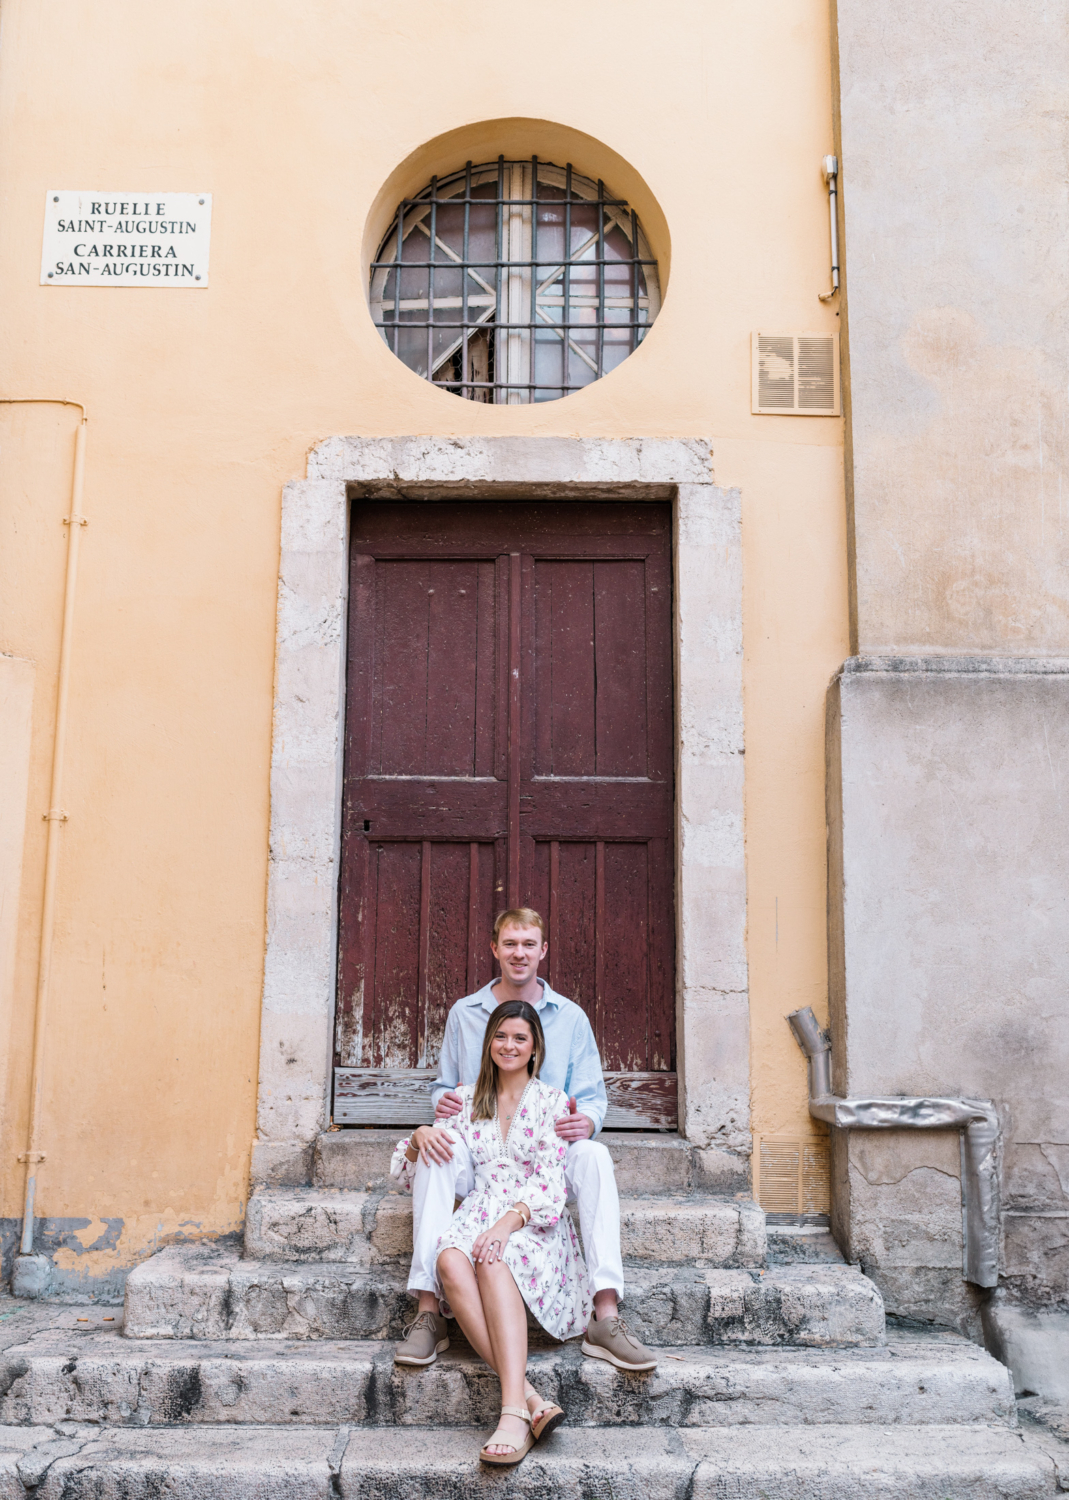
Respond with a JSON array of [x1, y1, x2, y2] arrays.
[[471, 1001, 546, 1121]]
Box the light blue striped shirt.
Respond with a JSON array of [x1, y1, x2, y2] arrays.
[[431, 979, 608, 1137]]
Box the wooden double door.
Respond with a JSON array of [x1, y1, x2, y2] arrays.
[[334, 500, 676, 1127]]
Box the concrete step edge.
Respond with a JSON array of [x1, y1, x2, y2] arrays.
[[0, 1331, 1017, 1430], [122, 1245, 886, 1347], [243, 1186, 768, 1268], [0, 1422, 1057, 1500], [310, 1131, 750, 1198]]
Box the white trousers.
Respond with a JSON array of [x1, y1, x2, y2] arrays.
[[408, 1137, 624, 1301]]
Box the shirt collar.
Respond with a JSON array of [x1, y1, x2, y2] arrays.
[[473, 978, 560, 1013]]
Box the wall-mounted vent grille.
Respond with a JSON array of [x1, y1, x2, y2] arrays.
[[751, 332, 840, 416], [754, 1134, 831, 1214]]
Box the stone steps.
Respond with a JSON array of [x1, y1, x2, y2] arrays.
[[0, 1421, 1059, 1498], [244, 1186, 767, 1268], [311, 1130, 718, 1195], [765, 1219, 845, 1265], [121, 1245, 884, 1346], [0, 1326, 1016, 1430]]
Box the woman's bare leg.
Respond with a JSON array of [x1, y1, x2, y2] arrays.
[[438, 1250, 535, 1456], [476, 1257, 530, 1455], [436, 1249, 496, 1368]]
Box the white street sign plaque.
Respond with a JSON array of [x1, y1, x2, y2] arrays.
[[41, 192, 212, 286]]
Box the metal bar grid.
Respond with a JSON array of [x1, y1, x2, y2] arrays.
[[373, 157, 654, 403], [390, 190, 404, 360], [427, 176, 437, 380], [371, 257, 657, 270], [495, 156, 505, 396], [382, 191, 637, 209], [461, 160, 471, 398], [529, 156, 538, 403], [369, 319, 646, 331], [596, 177, 605, 380], [564, 163, 573, 394]]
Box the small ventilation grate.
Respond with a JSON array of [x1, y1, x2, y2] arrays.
[[755, 1134, 831, 1214], [752, 332, 840, 415]]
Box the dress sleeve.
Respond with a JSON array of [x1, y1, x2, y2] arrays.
[[521, 1089, 568, 1229], [389, 1138, 416, 1192]]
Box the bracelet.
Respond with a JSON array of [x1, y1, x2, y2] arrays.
[[512, 1203, 530, 1228], [405, 1139, 419, 1163]]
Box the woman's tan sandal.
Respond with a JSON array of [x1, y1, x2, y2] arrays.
[[479, 1405, 534, 1466], [528, 1398, 565, 1441]]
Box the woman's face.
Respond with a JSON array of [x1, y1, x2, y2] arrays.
[[490, 1017, 534, 1076]]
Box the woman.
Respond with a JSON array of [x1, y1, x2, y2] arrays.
[[391, 1000, 591, 1466]]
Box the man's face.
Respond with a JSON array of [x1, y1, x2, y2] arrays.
[[491, 923, 548, 985]]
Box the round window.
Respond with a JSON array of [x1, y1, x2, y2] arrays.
[[370, 157, 661, 404]]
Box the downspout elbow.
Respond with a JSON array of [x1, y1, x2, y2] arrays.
[[787, 1005, 834, 1106]]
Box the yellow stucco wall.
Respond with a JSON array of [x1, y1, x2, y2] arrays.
[[0, 0, 847, 1278]]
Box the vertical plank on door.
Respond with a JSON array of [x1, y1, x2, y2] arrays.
[[417, 841, 431, 1064], [644, 547, 674, 786], [482, 841, 504, 988], [534, 560, 596, 776], [523, 839, 551, 984], [425, 840, 471, 1057], [594, 559, 648, 777], [549, 840, 560, 991], [554, 842, 596, 1023], [507, 552, 522, 905], [375, 563, 431, 774], [467, 843, 480, 993], [601, 842, 650, 1070], [371, 842, 422, 1066], [425, 562, 481, 775], [335, 554, 377, 1068], [646, 836, 675, 1071], [494, 557, 510, 782], [336, 829, 369, 1067], [595, 839, 606, 1042], [474, 561, 497, 777]]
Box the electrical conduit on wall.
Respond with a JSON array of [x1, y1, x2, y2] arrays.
[[1, 399, 88, 1298]]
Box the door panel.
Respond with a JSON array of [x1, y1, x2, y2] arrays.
[[335, 501, 675, 1125], [339, 838, 501, 1068], [370, 559, 500, 777]]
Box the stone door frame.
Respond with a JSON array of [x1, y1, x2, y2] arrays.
[[251, 436, 749, 1188]]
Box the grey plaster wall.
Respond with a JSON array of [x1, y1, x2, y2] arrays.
[[827, 659, 1069, 1335], [835, 0, 1069, 653]]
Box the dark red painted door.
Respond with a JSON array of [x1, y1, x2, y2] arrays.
[[334, 501, 675, 1126]]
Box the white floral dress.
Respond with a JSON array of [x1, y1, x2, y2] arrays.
[[391, 1077, 592, 1341]]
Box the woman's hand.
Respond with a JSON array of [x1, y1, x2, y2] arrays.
[[472, 1209, 524, 1264], [411, 1123, 455, 1166]]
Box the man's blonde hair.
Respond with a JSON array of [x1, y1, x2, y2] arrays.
[[492, 907, 547, 944]]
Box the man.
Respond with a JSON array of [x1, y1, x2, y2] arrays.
[[394, 906, 657, 1374]]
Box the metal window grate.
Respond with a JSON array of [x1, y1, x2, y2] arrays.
[[370, 157, 661, 404]]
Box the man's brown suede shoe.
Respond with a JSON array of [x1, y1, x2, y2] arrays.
[[394, 1309, 450, 1366], [581, 1312, 657, 1371]]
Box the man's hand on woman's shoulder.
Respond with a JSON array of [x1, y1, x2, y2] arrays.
[[434, 1088, 464, 1121], [554, 1094, 594, 1142]]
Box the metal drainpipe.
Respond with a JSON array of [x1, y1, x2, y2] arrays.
[[787, 1006, 1001, 1288], [818, 155, 840, 304], [1, 399, 88, 1295]]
